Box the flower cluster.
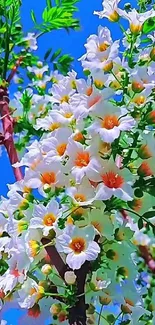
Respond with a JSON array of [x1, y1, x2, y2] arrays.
[[0, 1, 155, 324]]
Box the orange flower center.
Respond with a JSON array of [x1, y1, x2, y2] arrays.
[[98, 42, 109, 52], [49, 122, 61, 131], [73, 132, 85, 143], [75, 151, 90, 168], [29, 288, 37, 296], [40, 172, 56, 185], [60, 95, 69, 103], [86, 86, 93, 96], [102, 171, 124, 188], [74, 193, 86, 202], [101, 115, 119, 130], [56, 143, 67, 156], [64, 112, 73, 118], [69, 237, 86, 254], [43, 213, 56, 226]]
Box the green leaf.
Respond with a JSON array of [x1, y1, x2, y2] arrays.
[[44, 47, 52, 60], [31, 9, 37, 23], [138, 218, 143, 230], [46, 0, 52, 9], [142, 17, 155, 34], [142, 211, 155, 219], [0, 26, 7, 33], [50, 48, 61, 61]]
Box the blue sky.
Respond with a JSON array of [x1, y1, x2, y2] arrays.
[[0, 0, 135, 323]]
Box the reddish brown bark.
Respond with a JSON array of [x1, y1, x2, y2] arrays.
[[0, 87, 23, 181]]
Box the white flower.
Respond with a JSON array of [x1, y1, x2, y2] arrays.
[[24, 159, 65, 196], [66, 140, 101, 183], [49, 79, 75, 104], [27, 65, 48, 79], [57, 225, 100, 270], [42, 127, 72, 162], [89, 158, 133, 202], [30, 199, 61, 236], [87, 101, 135, 143], [18, 278, 43, 308], [35, 110, 64, 132], [94, 0, 121, 22], [23, 33, 37, 50], [0, 268, 25, 294], [66, 177, 95, 206], [118, 8, 155, 34]]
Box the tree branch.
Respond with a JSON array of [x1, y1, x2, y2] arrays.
[[0, 87, 23, 181]]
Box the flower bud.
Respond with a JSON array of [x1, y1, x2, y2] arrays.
[[41, 264, 52, 275], [130, 23, 142, 35], [99, 295, 112, 305], [58, 311, 68, 322], [64, 271, 77, 285], [138, 144, 152, 159], [28, 304, 41, 318], [146, 111, 155, 124], [121, 304, 132, 314], [132, 81, 144, 93], [50, 303, 62, 316], [138, 162, 153, 177], [103, 61, 113, 72], [109, 11, 119, 22], [150, 48, 155, 61]]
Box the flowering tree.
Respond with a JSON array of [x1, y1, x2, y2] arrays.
[[0, 0, 155, 324]]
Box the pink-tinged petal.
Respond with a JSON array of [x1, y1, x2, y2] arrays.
[[66, 252, 86, 270], [95, 184, 112, 200]]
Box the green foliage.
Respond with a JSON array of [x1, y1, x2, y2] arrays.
[[34, 0, 80, 33], [142, 17, 155, 34]]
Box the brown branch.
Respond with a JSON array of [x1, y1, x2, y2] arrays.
[[139, 245, 155, 273], [7, 56, 24, 84], [0, 87, 23, 181], [41, 238, 67, 279]]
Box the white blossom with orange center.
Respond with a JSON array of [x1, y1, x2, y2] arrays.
[[27, 65, 48, 80], [24, 159, 65, 197], [18, 278, 42, 309], [35, 110, 64, 132], [88, 101, 135, 143], [118, 8, 155, 35], [56, 225, 100, 270], [94, 0, 120, 22], [41, 127, 72, 163], [79, 26, 119, 71], [66, 177, 95, 206], [30, 199, 61, 236], [49, 78, 75, 104], [88, 158, 133, 201], [66, 140, 101, 183]]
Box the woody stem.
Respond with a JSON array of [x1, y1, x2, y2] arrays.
[[0, 87, 23, 181]]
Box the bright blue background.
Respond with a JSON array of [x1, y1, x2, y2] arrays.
[[1, 0, 134, 323]]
